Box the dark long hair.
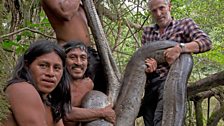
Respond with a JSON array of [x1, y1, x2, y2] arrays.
[[5, 40, 71, 122]]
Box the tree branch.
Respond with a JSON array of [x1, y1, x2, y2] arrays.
[[0, 27, 56, 40], [188, 90, 216, 101], [98, 5, 143, 30], [187, 71, 224, 97]]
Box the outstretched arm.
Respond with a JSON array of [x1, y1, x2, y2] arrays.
[[64, 104, 116, 124], [164, 18, 212, 65], [41, 0, 81, 21]]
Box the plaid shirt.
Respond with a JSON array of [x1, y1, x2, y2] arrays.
[[142, 18, 212, 78]]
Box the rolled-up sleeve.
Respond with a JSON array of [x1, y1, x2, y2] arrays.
[[185, 18, 212, 53]]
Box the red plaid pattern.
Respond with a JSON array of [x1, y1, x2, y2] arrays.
[[142, 18, 212, 77]]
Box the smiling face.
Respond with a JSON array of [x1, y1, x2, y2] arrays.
[[148, 0, 172, 29], [28, 51, 63, 95], [66, 48, 88, 80]]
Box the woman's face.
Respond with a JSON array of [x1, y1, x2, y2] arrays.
[[28, 51, 63, 96]]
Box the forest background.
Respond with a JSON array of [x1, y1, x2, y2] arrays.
[[0, 0, 224, 126]]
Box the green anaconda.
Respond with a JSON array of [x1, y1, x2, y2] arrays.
[[81, 40, 193, 126], [115, 41, 193, 126]]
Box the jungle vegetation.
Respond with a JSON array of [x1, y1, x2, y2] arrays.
[[0, 0, 224, 125]]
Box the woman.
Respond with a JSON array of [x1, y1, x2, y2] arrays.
[[1, 40, 71, 126]]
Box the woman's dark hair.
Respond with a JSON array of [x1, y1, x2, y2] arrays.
[[5, 40, 71, 122], [63, 40, 92, 78]]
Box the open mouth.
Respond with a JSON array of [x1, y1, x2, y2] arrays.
[[71, 66, 83, 71]]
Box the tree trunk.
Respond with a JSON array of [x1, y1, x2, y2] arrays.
[[194, 100, 204, 126], [82, 0, 121, 105]]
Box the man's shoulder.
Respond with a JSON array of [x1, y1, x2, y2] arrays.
[[175, 18, 195, 24], [143, 24, 156, 29], [5, 82, 36, 93], [85, 78, 94, 89], [143, 24, 157, 32]]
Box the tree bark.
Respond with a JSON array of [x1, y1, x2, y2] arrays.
[[194, 100, 204, 126], [187, 71, 224, 97], [5, 0, 22, 35], [82, 0, 121, 105]]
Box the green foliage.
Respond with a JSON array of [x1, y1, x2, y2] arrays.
[[0, 0, 224, 125], [0, 46, 11, 124], [1, 40, 29, 54], [104, 0, 224, 79], [0, 95, 9, 124]]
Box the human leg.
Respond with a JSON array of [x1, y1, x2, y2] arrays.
[[139, 78, 162, 126], [140, 101, 157, 126], [153, 79, 166, 126]]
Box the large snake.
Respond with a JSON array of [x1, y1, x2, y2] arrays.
[[115, 41, 193, 126], [82, 0, 193, 126]]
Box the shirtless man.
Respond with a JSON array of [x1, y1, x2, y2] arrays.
[[41, 0, 90, 46], [2, 40, 71, 126], [41, 0, 107, 93], [62, 41, 116, 126]]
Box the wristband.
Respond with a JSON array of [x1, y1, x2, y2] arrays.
[[179, 43, 186, 53]]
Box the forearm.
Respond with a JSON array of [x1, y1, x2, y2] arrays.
[[182, 40, 211, 54], [181, 41, 199, 53], [64, 107, 105, 122]]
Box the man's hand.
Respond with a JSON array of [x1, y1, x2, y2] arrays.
[[164, 44, 182, 65], [102, 104, 116, 124], [145, 58, 157, 73]]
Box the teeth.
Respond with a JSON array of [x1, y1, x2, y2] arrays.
[[72, 67, 82, 71]]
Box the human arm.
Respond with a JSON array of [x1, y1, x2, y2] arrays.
[[64, 104, 116, 124], [5, 82, 48, 126], [41, 0, 81, 21], [164, 18, 212, 65]]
